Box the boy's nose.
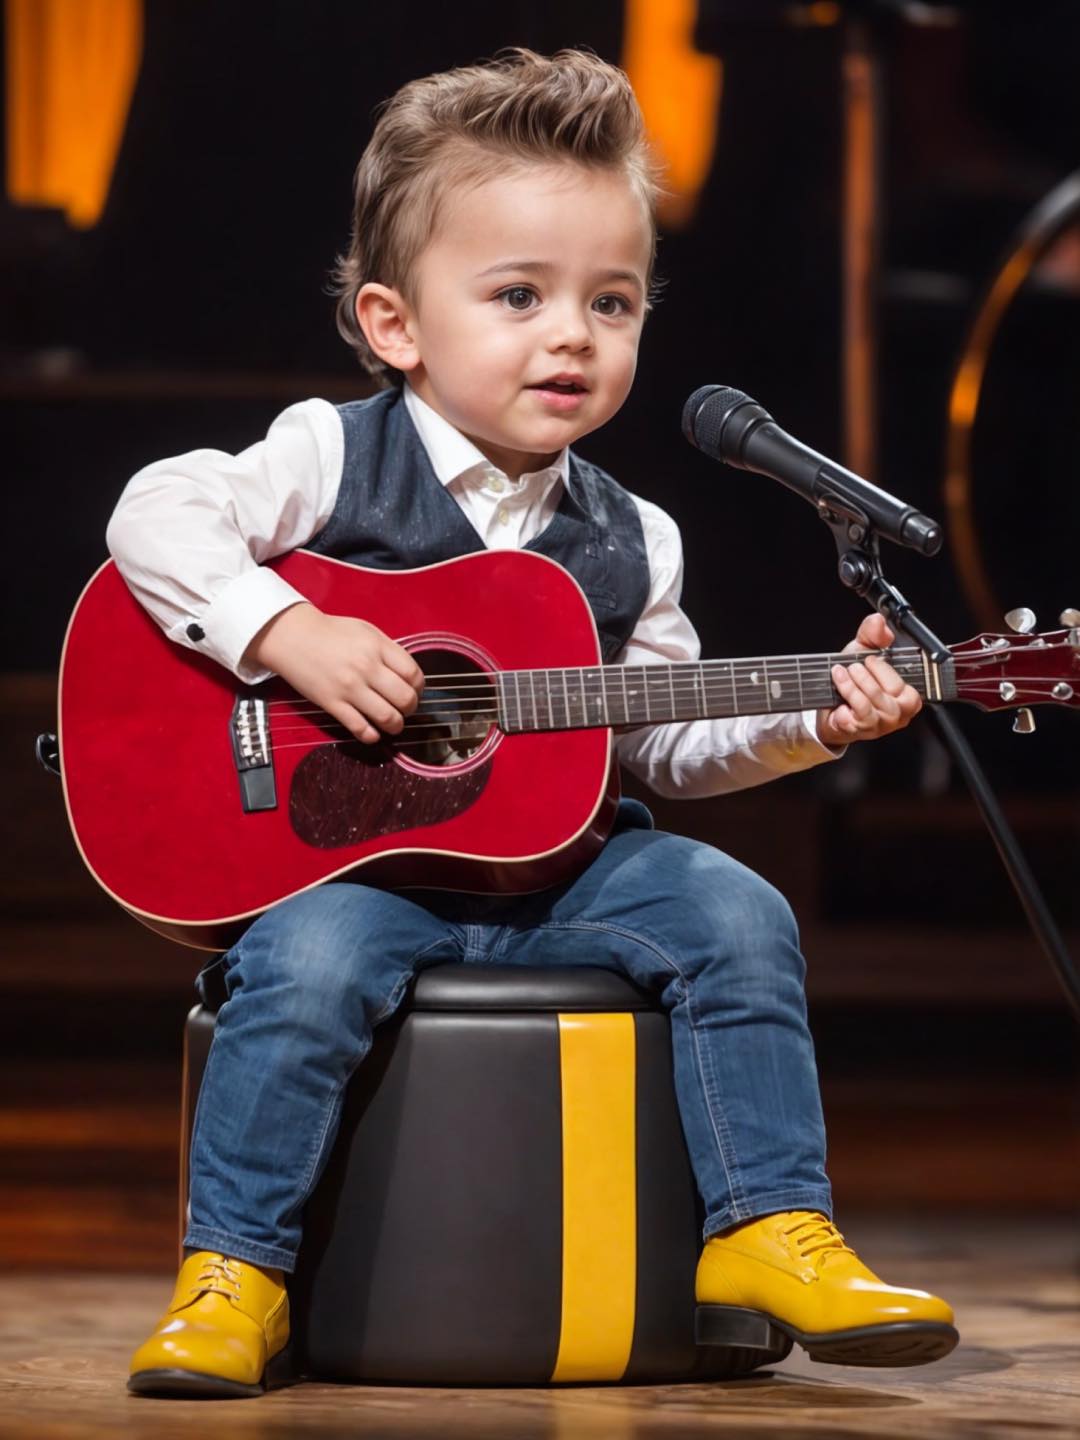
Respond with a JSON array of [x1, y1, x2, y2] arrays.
[[545, 306, 593, 353]]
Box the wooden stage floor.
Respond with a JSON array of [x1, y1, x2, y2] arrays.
[[1, 1217, 1076, 1439]]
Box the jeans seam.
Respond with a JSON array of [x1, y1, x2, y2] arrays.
[[685, 980, 751, 1217], [536, 918, 750, 1216], [291, 936, 453, 1210], [488, 923, 513, 965]]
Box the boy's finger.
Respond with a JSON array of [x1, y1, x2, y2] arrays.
[[381, 640, 426, 690], [848, 662, 902, 718], [865, 654, 908, 695], [897, 684, 924, 717], [834, 664, 883, 722], [377, 668, 423, 715], [853, 612, 894, 649], [331, 699, 381, 745], [354, 684, 405, 735]]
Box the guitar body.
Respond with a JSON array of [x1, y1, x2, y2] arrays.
[[59, 550, 618, 950]]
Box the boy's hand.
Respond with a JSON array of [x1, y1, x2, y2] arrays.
[[246, 603, 424, 745], [816, 612, 922, 747]]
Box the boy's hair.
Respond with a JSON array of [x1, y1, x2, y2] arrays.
[[332, 47, 660, 386]]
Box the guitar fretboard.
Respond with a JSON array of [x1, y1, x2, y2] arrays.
[[496, 648, 946, 733]]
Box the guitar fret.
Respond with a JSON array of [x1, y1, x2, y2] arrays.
[[604, 667, 618, 725], [644, 665, 668, 725], [513, 671, 524, 731], [495, 672, 510, 731], [585, 667, 606, 726], [560, 668, 571, 729], [572, 669, 588, 727]]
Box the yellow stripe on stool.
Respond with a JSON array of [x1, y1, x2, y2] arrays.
[[550, 1012, 636, 1383]]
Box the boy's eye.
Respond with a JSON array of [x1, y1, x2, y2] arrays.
[[498, 286, 538, 311], [593, 293, 631, 317]]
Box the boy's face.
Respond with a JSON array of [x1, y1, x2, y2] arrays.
[[391, 162, 651, 477]]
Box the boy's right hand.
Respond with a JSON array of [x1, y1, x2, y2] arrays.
[[246, 602, 424, 745]]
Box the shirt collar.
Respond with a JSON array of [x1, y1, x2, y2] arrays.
[[403, 383, 569, 490]]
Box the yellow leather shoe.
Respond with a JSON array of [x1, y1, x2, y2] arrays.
[[696, 1211, 958, 1367], [128, 1251, 293, 1397]]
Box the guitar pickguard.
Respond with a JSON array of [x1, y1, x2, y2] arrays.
[[289, 743, 492, 849]]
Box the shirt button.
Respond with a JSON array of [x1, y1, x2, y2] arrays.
[[186, 623, 205, 642], [498, 506, 509, 525], [489, 475, 505, 493]]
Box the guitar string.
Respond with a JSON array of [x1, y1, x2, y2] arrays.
[[266, 682, 931, 733], [258, 639, 1072, 707], [261, 645, 1063, 717], [263, 649, 926, 705], [258, 677, 1069, 756], [263, 684, 1055, 734], [267, 677, 1066, 734], [260, 637, 1071, 697], [262, 700, 1069, 757], [260, 664, 1042, 730], [260, 659, 938, 714], [265, 682, 932, 732]]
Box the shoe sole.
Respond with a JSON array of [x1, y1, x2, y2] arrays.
[[128, 1345, 295, 1398], [696, 1305, 959, 1368]]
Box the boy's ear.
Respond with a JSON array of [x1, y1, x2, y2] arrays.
[[355, 283, 420, 373]]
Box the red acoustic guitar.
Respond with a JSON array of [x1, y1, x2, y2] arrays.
[[56, 549, 1079, 949]]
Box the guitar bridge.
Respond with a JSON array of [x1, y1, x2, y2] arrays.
[[230, 696, 277, 812]]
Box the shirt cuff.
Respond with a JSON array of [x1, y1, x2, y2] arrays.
[[169, 566, 309, 682], [796, 706, 847, 760]]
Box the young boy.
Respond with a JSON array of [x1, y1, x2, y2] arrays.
[[109, 49, 955, 1398]]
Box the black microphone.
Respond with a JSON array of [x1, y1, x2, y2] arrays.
[[682, 385, 943, 556]]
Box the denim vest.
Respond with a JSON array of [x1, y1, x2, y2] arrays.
[[306, 389, 650, 662]]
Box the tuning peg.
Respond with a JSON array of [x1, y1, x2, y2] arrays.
[[1059, 608, 1080, 627], [1004, 607, 1037, 634], [1012, 708, 1036, 735]]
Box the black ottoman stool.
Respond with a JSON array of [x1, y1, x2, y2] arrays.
[[182, 964, 791, 1384]]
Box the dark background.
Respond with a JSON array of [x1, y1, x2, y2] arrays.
[[1, 0, 1077, 1265]]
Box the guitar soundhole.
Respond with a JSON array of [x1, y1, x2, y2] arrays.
[[401, 648, 497, 768]]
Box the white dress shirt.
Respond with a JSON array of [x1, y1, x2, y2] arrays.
[[106, 385, 841, 797]]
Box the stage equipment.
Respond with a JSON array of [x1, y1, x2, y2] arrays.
[[682, 385, 942, 557], [683, 383, 1080, 1021]]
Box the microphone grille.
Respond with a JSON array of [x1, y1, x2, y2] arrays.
[[682, 385, 752, 457]]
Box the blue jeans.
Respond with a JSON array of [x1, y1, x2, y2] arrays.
[[185, 801, 831, 1272]]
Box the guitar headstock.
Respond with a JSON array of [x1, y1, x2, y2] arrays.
[[949, 609, 1080, 729]]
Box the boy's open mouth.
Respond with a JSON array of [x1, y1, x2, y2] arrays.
[[529, 376, 588, 394]]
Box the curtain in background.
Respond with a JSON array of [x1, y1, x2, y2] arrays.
[[622, 0, 723, 230], [5, 0, 143, 228]]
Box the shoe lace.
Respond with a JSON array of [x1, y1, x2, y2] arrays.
[[782, 1214, 855, 1269], [194, 1254, 243, 1301]]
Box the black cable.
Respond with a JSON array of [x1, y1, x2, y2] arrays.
[[927, 704, 1080, 1023]]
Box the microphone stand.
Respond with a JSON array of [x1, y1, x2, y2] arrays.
[[817, 499, 1080, 1022]]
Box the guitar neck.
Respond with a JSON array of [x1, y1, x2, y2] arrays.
[[496, 646, 955, 733]]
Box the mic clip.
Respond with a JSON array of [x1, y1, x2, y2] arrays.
[[816, 495, 951, 665]]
